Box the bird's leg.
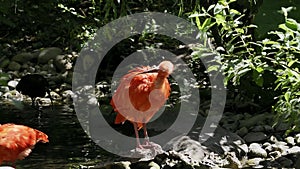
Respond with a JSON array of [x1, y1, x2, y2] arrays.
[[141, 123, 155, 148], [143, 123, 150, 144], [133, 122, 143, 149]]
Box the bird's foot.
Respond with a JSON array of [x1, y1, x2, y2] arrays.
[[140, 140, 157, 149]]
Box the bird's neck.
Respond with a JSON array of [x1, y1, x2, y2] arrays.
[[154, 74, 167, 88]]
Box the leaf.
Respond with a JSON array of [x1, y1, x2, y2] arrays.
[[201, 18, 212, 30], [237, 68, 251, 75], [252, 70, 264, 87], [288, 60, 297, 67], [230, 9, 241, 15], [189, 13, 207, 18], [285, 91, 291, 102], [286, 18, 299, 31], [214, 3, 224, 15], [256, 66, 264, 73], [215, 14, 225, 25], [279, 23, 290, 32], [281, 7, 294, 18]]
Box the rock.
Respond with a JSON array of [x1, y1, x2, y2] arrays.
[[243, 132, 268, 143], [249, 143, 267, 158], [196, 122, 246, 158], [54, 55, 67, 72], [0, 58, 10, 68], [287, 146, 300, 154], [285, 136, 296, 146], [221, 113, 243, 131], [224, 152, 242, 169], [239, 113, 272, 128], [50, 91, 61, 100], [263, 142, 273, 152], [251, 125, 265, 132], [165, 136, 206, 164], [96, 161, 131, 169], [41, 62, 56, 73], [295, 133, 300, 144], [263, 125, 274, 132], [272, 143, 289, 155], [0, 86, 9, 92], [0, 166, 15, 169], [38, 47, 62, 64], [12, 52, 34, 62], [269, 150, 281, 159], [236, 127, 248, 137], [148, 161, 160, 169], [130, 142, 164, 160], [278, 156, 293, 167], [275, 122, 290, 131], [7, 61, 21, 71], [7, 80, 18, 88], [246, 157, 264, 166]]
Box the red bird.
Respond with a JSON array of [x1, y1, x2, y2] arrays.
[[110, 61, 174, 148], [0, 124, 49, 166]]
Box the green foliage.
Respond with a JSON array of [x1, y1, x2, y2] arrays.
[[269, 8, 300, 134], [189, 1, 300, 134]]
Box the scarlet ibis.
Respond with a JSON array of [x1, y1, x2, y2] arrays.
[[16, 74, 53, 109], [110, 61, 174, 148], [0, 123, 49, 166]]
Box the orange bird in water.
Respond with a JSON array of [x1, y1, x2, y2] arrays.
[[0, 124, 49, 166], [110, 61, 174, 148]]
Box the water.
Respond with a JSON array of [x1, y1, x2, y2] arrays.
[[0, 103, 117, 169]]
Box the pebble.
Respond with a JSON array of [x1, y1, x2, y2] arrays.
[[7, 61, 21, 71], [249, 143, 267, 158], [38, 47, 62, 64], [295, 133, 300, 144], [0, 58, 10, 68], [278, 156, 293, 167], [12, 52, 34, 62], [7, 80, 18, 88], [54, 55, 67, 72], [244, 132, 268, 143], [251, 125, 265, 132], [236, 127, 248, 137], [239, 113, 272, 128], [246, 157, 263, 166], [285, 136, 296, 145], [269, 150, 281, 159], [287, 146, 300, 154]]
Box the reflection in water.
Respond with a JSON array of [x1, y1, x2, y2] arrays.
[[0, 105, 117, 169]]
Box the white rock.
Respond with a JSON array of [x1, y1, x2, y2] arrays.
[[249, 143, 267, 158], [287, 146, 300, 154], [7, 80, 18, 88], [285, 136, 296, 145]]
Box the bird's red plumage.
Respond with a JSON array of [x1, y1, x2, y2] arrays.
[[0, 123, 49, 165], [110, 63, 171, 130]]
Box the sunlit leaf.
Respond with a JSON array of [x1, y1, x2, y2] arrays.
[[285, 91, 291, 102], [286, 18, 299, 31]]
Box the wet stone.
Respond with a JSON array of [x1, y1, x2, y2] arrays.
[[249, 143, 267, 158], [8, 61, 21, 71], [285, 136, 296, 146], [244, 132, 268, 143], [278, 156, 293, 167]]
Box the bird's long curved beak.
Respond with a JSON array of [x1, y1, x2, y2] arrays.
[[139, 67, 159, 74]]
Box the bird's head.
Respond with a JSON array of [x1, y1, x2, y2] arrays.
[[139, 61, 174, 77], [158, 61, 174, 76]]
